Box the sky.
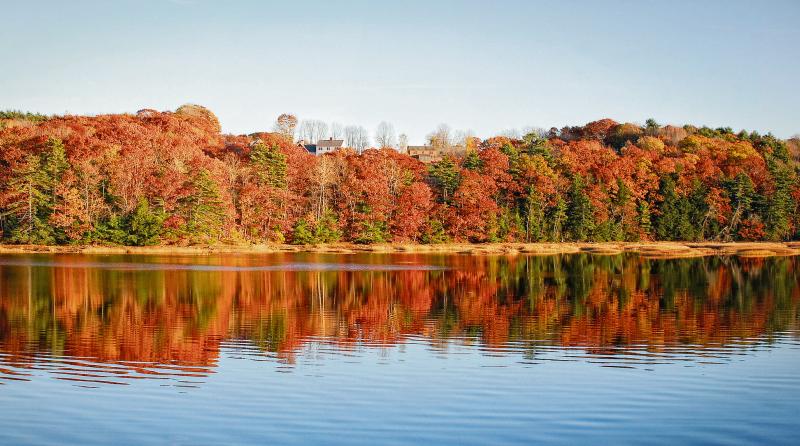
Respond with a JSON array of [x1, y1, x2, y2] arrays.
[[1, 0, 798, 143]]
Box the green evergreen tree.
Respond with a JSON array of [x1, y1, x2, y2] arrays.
[[522, 132, 550, 157], [720, 172, 755, 241], [43, 138, 69, 201], [655, 176, 693, 241], [291, 218, 316, 244], [500, 142, 519, 164], [127, 198, 164, 246], [250, 142, 287, 189], [428, 156, 460, 203], [4, 154, 49, 242], [548, 198, 567, 242], [314, 212, 341, 243], [687, 181, 710, 240], [422, 219, 449, 244], [184, 169, 226, 242], [353, 220, 389, 244], [92, 215, 130, 245], [609, 179, 631, 241], [3, 138, 70, 244], [566, 175, 594, 241], [645, 118, 660, 135], [524, 187, 545, 242], [462, 150, 482, 171], [763, 158, 794, 240]]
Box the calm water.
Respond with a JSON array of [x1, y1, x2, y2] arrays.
[[0, 252, 798, 445]]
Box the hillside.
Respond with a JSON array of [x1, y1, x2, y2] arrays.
[[1, 105, 799, 246]]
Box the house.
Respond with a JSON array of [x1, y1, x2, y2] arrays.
[[407, 145, 466, 163], [304, 137, 344, 155], [407, 145, 441, 163]]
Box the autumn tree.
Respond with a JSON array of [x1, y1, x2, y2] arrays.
[[449, 170, 498, 241], [273, 113, 298, 141]]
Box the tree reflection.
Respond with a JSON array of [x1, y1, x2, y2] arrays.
[[0, 253, 797, 373]]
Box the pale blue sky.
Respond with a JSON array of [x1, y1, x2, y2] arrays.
[[2, 0, 798, 143]]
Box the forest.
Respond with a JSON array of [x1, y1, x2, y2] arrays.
[[0, 105, 798, 246]]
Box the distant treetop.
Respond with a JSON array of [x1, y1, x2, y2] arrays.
[[0, 110, 50, 123]]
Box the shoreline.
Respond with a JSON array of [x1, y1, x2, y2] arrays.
[[0, 242, 798, 259]]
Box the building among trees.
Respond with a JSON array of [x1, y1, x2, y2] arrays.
[[407, 145, 466, 163], [303, 137, 344, 155]]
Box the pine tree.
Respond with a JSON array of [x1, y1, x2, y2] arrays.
[[566, 175, 594, 241], [127, 198, 164, 246], [291, 218, 315, 244], [43, 138, 69, 203], [92, 215, 129, 245], [719, 172, 755, 241], [500, 142, 519, 164], [421, 219, 448, 244], [687, 181, 710, 240], [314, 212, 341, 243], [524, 186, 545, 242], [3, 138, 70, 244], [609, 178, 631, 241], [250, 142, 287, 189], [655, 176, 694, 241], [5, 155, 45, 231], [645, 118, 660, 135], [184, 169, 226, 242], [353, 220, 389, 244], [462, 150, 482, 171], [763, 157, 795, 240], [428, 156, 460, 203]]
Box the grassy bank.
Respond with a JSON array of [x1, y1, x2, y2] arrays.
[[0, 242, 799, 259]]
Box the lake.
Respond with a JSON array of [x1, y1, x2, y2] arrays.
[[0, 252, 798, 445]]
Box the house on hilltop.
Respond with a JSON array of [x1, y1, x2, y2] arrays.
[[407, 145, 466, 163], [407, 146, 440, 163], [304, 137, 344, 155]]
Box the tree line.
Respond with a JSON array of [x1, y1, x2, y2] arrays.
[[0, 105, 798, 246]]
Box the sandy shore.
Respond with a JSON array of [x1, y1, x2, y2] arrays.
[[0, 241, 798, 258]]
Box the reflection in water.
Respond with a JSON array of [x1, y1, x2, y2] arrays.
[[0, 253, 798, 387]]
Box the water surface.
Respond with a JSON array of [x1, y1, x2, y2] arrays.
[[0, 252, 798, 445]]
